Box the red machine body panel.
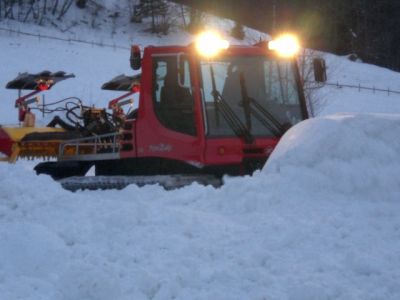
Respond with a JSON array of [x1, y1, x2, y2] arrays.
[[0, 128, 13, 157], [133, 46, 203, 165]]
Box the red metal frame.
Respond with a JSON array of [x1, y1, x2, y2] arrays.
[[0, 128, 13, 157], [107, 85, 140, 109], [15, 90, 41, 122]]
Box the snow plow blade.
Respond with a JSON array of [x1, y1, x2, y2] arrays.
[[0, 126, 68, 162]]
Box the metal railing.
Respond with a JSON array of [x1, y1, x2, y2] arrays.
[[305, 80, 400, 96], [59, 132, 120, 161]]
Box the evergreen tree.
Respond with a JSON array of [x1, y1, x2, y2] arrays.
[[137, 0, 169, 34], [186, 7, 203, 34], [76, 0, 87, 9], [230, 21, 245, 40]]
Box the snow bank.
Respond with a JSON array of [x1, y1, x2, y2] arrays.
[[1, 114, 400, 299], [263, 113, 400, 201]]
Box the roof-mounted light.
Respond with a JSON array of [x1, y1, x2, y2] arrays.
[[268, 34, 300, 57], [195, 31, 230, 58], [130, 45, 141, 70]]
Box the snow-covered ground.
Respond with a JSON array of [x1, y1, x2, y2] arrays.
[[1, 5, 400, 300]]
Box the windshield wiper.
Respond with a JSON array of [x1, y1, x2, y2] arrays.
[[239, 72, 288, 137], [239, 72, 252, 132], [210, 65, 254, 144]]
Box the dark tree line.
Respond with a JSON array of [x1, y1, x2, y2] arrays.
[[291, 0, 400, 72], [173, 0, 400, 71], [0, 0, 76, 24], [132, 0, 170, 34]]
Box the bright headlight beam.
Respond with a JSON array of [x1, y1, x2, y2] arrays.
[[268, 34, 300, 57], [195, 31, 230, 58]]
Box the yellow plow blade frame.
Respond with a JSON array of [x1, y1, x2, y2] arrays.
[[1, 127, 66, 163]]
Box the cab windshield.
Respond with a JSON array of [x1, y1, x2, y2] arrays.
[[200, 56, 304, 138]]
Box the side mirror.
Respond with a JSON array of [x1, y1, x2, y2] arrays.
[[130, 45, 141, 70], [313, 58, 327, 82]]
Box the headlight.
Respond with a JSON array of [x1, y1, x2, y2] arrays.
[[268, 34, 300, 57], [195, 31, 230, 58]]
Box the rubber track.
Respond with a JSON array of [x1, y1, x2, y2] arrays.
[[59, 175, 223, 191]]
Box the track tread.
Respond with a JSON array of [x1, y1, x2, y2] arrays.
[[59, 175, 222, 191]]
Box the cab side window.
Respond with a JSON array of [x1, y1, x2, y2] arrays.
[[153, 56, 196, 136]]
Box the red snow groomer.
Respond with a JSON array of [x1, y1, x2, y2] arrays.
[[0, 32, 326, 190]]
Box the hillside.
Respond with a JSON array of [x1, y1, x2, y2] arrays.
[[1, 4, 400, 300]]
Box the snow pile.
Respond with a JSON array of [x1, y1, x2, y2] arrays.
[[1, 114, 400, 299], [263, 113, 400, 201]]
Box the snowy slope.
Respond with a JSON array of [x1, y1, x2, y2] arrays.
[[1, 6, 400, 300], [317, 53, 400, 115]]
